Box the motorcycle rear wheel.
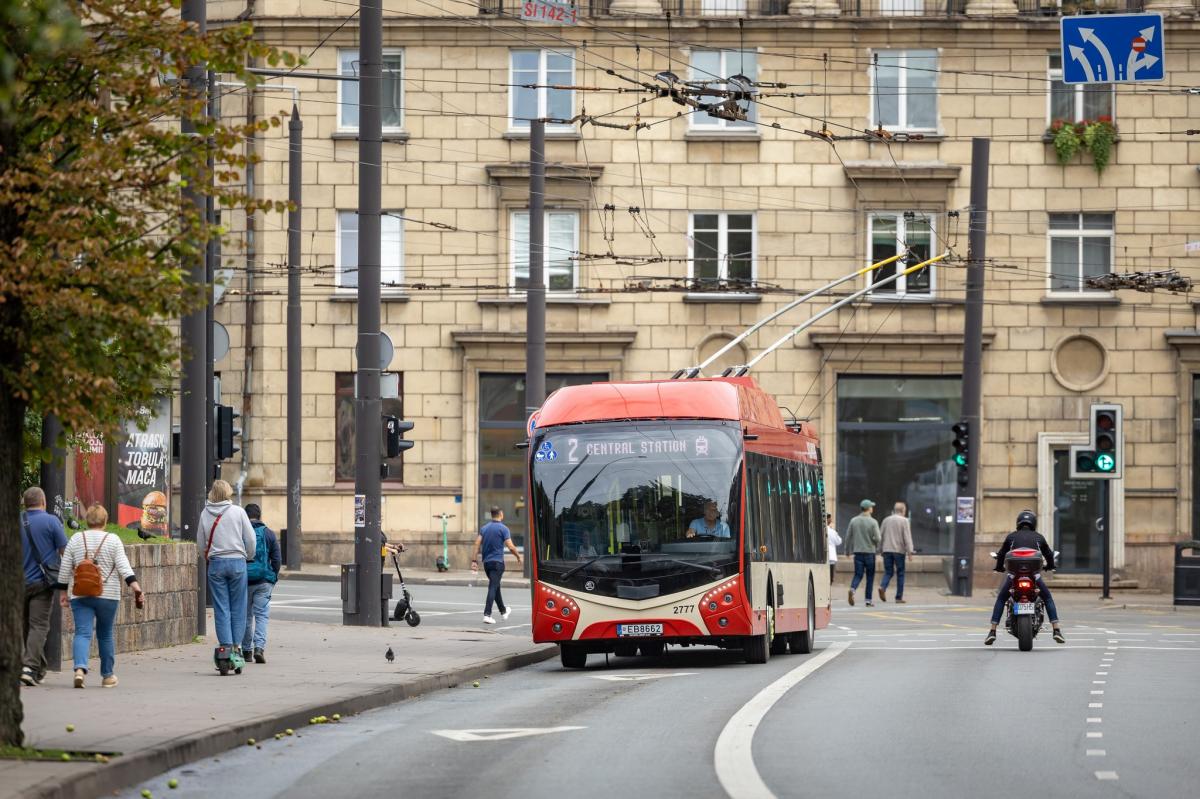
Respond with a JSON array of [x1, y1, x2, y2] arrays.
[[1016, 614, 1034, 651]]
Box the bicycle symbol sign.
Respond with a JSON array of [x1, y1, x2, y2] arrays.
[[1060, 13, 1165, 85]]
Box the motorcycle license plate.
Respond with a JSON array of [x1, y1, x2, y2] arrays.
[[1014, 602, 1036, 615], [617, 624, 663, 637]]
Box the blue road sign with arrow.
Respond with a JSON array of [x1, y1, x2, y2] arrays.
[[1060, 12, 1165, 84]]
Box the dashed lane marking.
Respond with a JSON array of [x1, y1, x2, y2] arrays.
[[1089, 703, 1104, 708], [1087, 750, 1107, 756], [1087, 732, 1103, 738], [1087, 718, 1103, 723], [1095, 771, 1119, 781], [1091, 691, 1104, 695]]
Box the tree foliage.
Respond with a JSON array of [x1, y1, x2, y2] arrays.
[[0, 0, 292, 746]]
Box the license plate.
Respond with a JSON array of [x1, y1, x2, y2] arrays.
[[1014, 602, 1035, 615], [616, 623, 663, 637]]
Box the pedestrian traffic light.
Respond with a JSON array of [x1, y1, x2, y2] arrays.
[[951, 421, 970, 487], [383, 415, 414, 459], [216, 404, 241, 461], [1070, 403, 1123, 479]]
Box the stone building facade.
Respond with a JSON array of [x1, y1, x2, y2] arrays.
[[199, 0, 1200, 590]]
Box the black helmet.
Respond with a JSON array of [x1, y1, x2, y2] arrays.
[[1016, 509, 1037, 531]]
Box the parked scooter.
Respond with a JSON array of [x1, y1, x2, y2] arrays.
[[990, 547, 1059, 651]]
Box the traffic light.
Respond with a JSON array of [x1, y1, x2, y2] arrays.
[[216, 404, 241, 461], [1070, 403, 1122, 479], [383, 415, 415, 459], [951, 421, 970, 487]]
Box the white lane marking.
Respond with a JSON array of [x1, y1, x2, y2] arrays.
[[1104, 630, 1117, 635], [1091, 690, 1104, 695], [1097, 672, 1109, 676], [1093, 681, 1106, 685], [714, 644, 848, 799], [1087, 732, 1103, 739], [1089, 703, 1103, 708], [1087, 717, 1102, 723], [432, 726, 585, 742], [1095, 771, 1119, 781], [496, 623, 532, 631], [1087, 749, 1107, 756], [591, 672, 698, 682]]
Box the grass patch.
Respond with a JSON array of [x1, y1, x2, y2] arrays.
[[66, 523, 180, 546], [0, 745, 121, 762]]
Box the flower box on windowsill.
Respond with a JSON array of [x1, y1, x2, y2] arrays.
[[1045, 117, 1117, 174]]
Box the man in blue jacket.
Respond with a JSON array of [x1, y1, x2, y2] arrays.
[[20, 487, 67, 687], [241, 504, 281, 664]]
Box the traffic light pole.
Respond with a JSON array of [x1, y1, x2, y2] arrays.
[[523, 119, 546, 580], [953, 138, 990, 598], [1102, 480, 1112, 600], [286, 104, 303, 570]]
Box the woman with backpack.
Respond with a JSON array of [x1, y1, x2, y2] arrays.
[[55, 503, 144, 688], [199, 480, 256, 672]]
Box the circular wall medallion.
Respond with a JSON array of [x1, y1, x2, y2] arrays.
[[1050, 334, 1109, 392]]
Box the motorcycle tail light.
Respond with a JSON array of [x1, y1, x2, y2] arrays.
[[1016, 577, 1034, 592]]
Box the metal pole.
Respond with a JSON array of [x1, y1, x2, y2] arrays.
[[40, 414, 65, 672], [180, 0, 208, 636], [523, 118, 546, 579], [1101, 480, 1111, 599], [286, 104, 303, 570], [205, 73, 217, 485], [954, 137, 990, 599], [350, 0, 383, 626]]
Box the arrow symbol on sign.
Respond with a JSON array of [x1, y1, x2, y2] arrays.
[[1079, 28, 1115, 82], [1069, 45, 1096, 84], [432, 726, 586, 742], [1140, 25, 1156, 43], [1128, 53, 1159, 78]]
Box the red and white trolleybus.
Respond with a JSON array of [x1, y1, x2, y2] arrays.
[[526, 376, 831, 668]]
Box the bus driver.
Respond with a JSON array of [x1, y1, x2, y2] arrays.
[[685, 500, 731, 539]]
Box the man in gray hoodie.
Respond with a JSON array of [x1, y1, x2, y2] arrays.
[[198, 480, 256, 661]]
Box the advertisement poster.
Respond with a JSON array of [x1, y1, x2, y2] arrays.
[[73, 432, 106, 511], [955, 496, 975, 525], [117, 396, 171, 537]]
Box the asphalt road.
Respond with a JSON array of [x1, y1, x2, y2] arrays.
[[269, 578, 531, 635], [122, 600, 1200, 799]]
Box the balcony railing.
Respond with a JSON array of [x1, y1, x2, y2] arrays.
[[479, 0, 1147, 18]]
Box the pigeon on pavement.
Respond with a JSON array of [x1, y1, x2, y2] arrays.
[[385, 646, 394, 663]]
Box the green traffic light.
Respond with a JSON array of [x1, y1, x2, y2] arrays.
[[953, 453, 967, 467], [1095, 453, 1115, 472]]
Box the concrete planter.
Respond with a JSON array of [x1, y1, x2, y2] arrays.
[[60, 541, 197, 656]]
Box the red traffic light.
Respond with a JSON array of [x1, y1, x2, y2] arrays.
[[1095, 412, 1115, 431]]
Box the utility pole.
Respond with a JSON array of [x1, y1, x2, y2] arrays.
[[523, 118, 546, 580], [953, 137, 989, 598], [180, 0, 208, 635], [40, 414, 65, 672], [205, 69, 217, 487], [350, 0, 383, 626], [286, 104, 303, 570]]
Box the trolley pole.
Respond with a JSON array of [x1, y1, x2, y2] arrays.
[[953, 137, 989, 598], [286, 104, 303, 570], [523, 119, 546, 579], [351, 0, 384, 626]]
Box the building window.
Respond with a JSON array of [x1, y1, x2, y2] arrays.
[[872, 50, 938, 132], [700, 0, 747, 14], [689, 212, 755, 288], [1048, 52, 1113, 124], [478, 373, 606, 552], [836, 376, 961, 555], [338, 49, 404, 131], [336, 211, 403, 292], [869, 212, 934, 297], [510, 49, 574, 130], [511, 210, 578, 293], [1048, 212, 1112, 294], [335, 373, 404, 482], [689, 50, 757, 131]]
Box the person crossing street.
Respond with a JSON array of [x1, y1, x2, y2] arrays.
[[471, 506, 521, 625], [845, 499, 881, 608]]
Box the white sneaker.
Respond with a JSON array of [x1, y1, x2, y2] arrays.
[[482, 615, 496, 625], [501, 609, 512, 620]]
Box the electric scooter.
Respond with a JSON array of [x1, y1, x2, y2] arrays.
[[214, 644, 245, 676], [387, 544, 421, 627]]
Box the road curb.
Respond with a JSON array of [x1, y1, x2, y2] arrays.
[[23, 645, 557, 799]]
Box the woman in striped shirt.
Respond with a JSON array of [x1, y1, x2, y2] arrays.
[[55, 504, 145, 688]]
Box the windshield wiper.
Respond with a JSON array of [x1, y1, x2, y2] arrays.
[[561, 553, 647, 580]]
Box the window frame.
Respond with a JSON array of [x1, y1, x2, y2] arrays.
[[335, 210, 405, 295], [508, 48, 576, 132], [335, 372, 405, 483], [1047, 52, 1115, 125], [868, 49, 939, 134], [1045, 212, 1114, 296], [866, 211, 937, 299], [509, 208, 581, 295], [687, 211, 758, 291], [688, 49, 759, 131], [337, 48, 405, 133]]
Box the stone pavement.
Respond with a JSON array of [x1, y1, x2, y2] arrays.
[[7, 612, 553, 799]]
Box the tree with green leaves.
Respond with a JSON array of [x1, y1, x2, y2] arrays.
[[0, 0, 290, 745]]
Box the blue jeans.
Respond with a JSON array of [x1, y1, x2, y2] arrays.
[[880, 552, 906, 599], [243, 582, 273, 652], [70, 597, 119, 677], [990, 574, 1059, 625], [484, 562, 507, 617], [209, 557, 248, 647], [850, 553, 875, 599]]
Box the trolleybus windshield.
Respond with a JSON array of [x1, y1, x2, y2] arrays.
[[530, 421, 742, 599]]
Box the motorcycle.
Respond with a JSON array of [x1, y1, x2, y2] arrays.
[[990, 547, 1058, 652]]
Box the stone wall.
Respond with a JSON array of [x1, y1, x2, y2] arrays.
[[60, 542, 197, 656]]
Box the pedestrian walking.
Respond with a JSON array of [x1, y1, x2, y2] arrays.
[[471, 506, 521, 625], [198, 480, 256, 665], [20, 486, 67, 687], [845, 499, 881, 607], [825, 513, 842, 584], [241, 504, 281, 664], [878, 501, 915, 604], [55, 504, 144, 688]]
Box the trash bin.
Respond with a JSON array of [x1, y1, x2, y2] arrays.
[[1174, 541, 1200, 606], [380, 573, 393, 627]]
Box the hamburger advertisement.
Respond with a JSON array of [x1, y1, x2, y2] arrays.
[[117, 397, 171, 538]]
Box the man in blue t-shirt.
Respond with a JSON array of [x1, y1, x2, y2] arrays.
[[685, 500, 731, 539], [471, 506, 522, 624], [20, 486, 67, 687]]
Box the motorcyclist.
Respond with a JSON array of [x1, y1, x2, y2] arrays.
[[985, 510, 1064, 646]]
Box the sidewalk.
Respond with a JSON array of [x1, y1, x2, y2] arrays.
[[279, 562, 532, 588], [7, 614, 552, 799]]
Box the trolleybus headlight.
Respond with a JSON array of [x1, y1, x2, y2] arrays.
[[546, 599, 556, 610], [718, 617, 728, 628], [708, 601, 718, 611], [561, 606, 571, 617], [553, 622, 563, 633], [723, 594, 733, 604]]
